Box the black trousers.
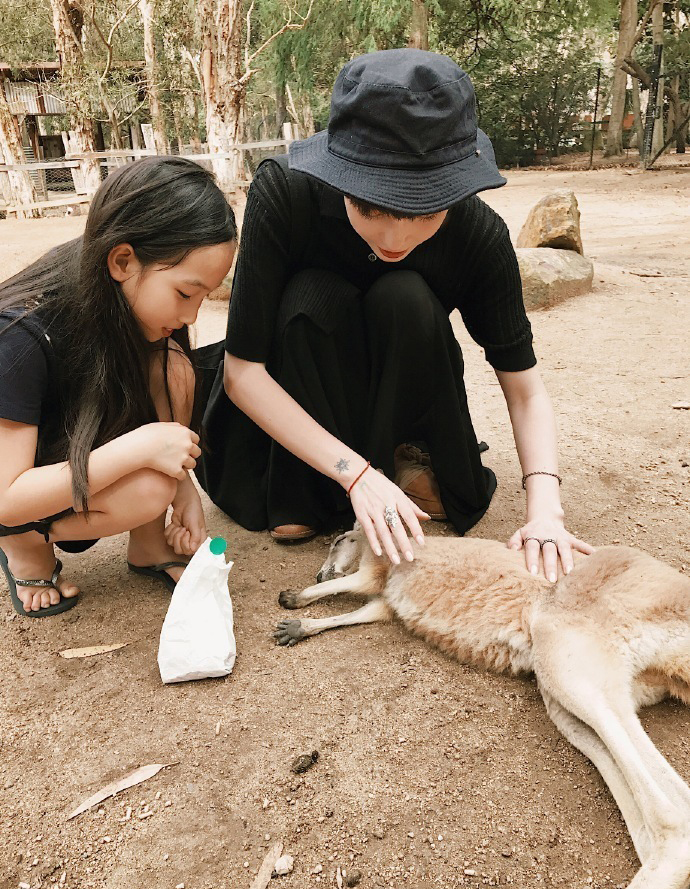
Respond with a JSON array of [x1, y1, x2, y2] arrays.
[[197, 270, 496, 535]]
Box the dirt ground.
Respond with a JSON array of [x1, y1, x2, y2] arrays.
[[0, 165, 689, 889]]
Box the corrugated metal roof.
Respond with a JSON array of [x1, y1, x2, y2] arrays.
[[4, 81, 40, 114], [3, 80, 66, 114], [41, 85, 66, 114]]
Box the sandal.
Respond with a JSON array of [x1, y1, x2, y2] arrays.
[[0, 547, 79, 618], [127, 561, 189, 594]]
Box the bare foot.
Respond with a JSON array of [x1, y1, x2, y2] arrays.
[[126, 538, 189, 585], [1, 533, 80, 612]]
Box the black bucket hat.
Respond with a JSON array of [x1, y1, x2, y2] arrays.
[[288, 48, 506, 215]]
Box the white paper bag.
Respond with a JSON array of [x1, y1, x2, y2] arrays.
[[158, 537, 236, 683]]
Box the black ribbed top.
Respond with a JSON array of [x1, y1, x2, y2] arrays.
[[225, 156, 535, 372]]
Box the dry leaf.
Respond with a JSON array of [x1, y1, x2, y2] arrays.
[[59, 643, 129, 659], [66, 763, 172, 820], [250, 842, 283, 889]]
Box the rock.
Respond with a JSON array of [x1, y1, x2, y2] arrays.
[[345, 870, 362, 886], [291, 751, 319, 774], [273, 854, 294, 876], [516, 248, 594, 310], [517, 190, 584, 254]]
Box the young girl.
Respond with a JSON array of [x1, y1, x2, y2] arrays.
[[0, 156, 236, 617]]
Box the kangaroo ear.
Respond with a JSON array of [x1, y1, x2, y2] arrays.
[[352, 520, 362, 532]]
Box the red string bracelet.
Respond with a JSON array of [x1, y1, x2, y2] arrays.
[[347, 461, 371, 498]]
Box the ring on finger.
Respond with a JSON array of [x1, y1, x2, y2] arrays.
[[522, 536, 542, 546], [384, 506, 400, 529], [541, 538, 557, 547]]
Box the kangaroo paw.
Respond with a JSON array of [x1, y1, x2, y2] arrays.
[[278, 589, 306, 610], [273, 619, 307, 646]]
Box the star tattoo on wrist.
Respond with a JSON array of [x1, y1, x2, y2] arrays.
[[334, 458, 350, 474]]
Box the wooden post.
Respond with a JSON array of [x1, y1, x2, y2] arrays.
[[588, 67, 602, 170]]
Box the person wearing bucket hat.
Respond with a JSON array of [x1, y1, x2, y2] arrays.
[[198, 48, 592, 579]]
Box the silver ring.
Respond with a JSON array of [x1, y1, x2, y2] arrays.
[[541, 538, 557, 547], [384, 506, 400, 529]]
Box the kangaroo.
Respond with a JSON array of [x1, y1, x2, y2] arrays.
[[274, 528, 690, 889]]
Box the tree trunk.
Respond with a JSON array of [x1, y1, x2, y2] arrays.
[[198, 0, 247, 193], [651, 1, 665, 155], [300, 95, 315, 138], [275, 81, 288, 140], [170, 98, 184, 153], [139, 0, 169, 154], [408, 0, 429, 50], [631, 77, 644, 151], [0, 79, 40, 217], [605, 0, 636, 156], [49, 0, 101, 193]]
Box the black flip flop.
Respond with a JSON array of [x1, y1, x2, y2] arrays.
[[0, 547, 79, 618], [127, 561, 189, 593]]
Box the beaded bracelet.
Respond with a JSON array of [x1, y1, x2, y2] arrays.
[[347, 461, 371, 498], [522, 471, 562, 490]]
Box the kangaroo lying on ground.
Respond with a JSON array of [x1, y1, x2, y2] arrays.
[[274, 528, 690, 889]]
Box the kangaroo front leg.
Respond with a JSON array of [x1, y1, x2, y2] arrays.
[[279, 568, 373, 610], [273, 597, 391, 647]]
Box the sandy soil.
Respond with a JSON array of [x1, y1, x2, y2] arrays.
[[0, 166, 689, 889]]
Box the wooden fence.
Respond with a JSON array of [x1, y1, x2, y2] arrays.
[[0, 139, 291, 217]]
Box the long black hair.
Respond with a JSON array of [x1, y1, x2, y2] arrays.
[[0, 156, 236, 512]]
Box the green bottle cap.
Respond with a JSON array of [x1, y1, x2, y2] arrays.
[[209, 537, 227, 556]]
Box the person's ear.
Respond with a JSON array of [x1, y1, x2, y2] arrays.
[[107, 243, 141, 283]]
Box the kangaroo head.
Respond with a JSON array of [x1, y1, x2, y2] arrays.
[[316, 522, 363, 583]]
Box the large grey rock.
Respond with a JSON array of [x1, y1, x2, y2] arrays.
[[517, 190, 584, 254], [516, 247, 594, 310]]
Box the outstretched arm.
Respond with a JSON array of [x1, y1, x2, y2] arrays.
[[495, 366, 593, 580], [223, 352, 428, 563]]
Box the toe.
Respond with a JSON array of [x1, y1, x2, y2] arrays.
[[17, 588, 34, 611], [56, 576, 80, 599], [32, 590, 45, 611]]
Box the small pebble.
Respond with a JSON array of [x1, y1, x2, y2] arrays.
[[273, 854, 294, 876], [372, 828, 385, 839], [345, 870, 362, 887], [312, 864, 323, 874]]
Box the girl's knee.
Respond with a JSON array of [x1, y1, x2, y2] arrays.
[[151, 343, 195, 422], [167, 345, 196, 399], [129, 468, 177, 515]]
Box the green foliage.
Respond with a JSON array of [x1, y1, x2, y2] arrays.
[[1, 0, 683, 162], [472, 26, 608, 163], [0, 0, 54, 66]]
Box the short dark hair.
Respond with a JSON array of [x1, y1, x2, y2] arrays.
[[344, 194, 422, 221]]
